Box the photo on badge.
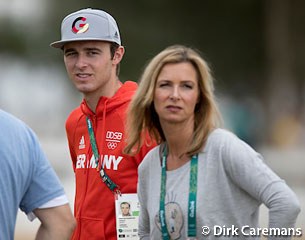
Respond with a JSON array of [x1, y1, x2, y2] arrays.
[[115, 193, 140, 240]]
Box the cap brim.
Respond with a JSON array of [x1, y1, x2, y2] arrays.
[[50, 37, 120, 49]]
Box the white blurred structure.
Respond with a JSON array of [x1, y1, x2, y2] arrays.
[[0, 56, 80, 137], [0, 0, 46, 23]]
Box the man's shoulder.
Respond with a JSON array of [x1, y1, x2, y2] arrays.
[[118, 81, 138, 96], [67, 106, 82, 118], [65, 106, 83, 130]]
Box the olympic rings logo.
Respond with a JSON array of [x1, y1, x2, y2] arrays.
[[107, 142, 117, 150]]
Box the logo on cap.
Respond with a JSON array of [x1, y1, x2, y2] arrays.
[[72, 17, 89, 34]]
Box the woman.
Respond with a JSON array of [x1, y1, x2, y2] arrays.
[[125, 45, 300, 239]]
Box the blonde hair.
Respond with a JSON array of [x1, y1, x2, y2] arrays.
[[124, 45, 222, 156]]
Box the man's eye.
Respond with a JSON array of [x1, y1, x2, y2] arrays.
[[88, 51, 99, 55], [65, 52, 76, 57]]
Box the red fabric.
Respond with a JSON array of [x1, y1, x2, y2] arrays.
[[66, 81, 155, 240]]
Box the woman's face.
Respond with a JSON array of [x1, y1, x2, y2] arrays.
[[154, 62, 199, 125]]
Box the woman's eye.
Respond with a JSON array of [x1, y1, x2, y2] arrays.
[[183, 84, 193, 89], [159, 82, 169, 87]]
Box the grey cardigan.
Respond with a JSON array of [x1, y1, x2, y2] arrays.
[[137, 128, 300, 239]]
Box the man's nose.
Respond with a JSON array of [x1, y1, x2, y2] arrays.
[[75, 54, 88, 68]]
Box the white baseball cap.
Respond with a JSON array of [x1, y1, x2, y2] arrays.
[[50, 8, 121, 48]]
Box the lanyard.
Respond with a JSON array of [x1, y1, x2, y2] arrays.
[[86, 116, 120, 193], [159, 145, 198, 239]]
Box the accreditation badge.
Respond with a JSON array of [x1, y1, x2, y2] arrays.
[[115, 193, 140, 240]]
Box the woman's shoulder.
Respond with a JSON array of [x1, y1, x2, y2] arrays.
[[138, 145, 161, 171], [205, 128, 252, 154], [206, 128, 258, 158], [207, 128, 239, 144]]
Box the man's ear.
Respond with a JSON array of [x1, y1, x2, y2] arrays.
[[113, 46, 125, 63]]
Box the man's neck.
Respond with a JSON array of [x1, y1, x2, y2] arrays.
[[84, 80, 121, 112]]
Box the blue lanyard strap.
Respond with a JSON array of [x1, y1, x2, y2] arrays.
[[159, 145, 198, 239], [86, 117, 120, 193]]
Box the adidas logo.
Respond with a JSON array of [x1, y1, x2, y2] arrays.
[[114, 31, 119, 39], [79, 136, 85, 149]]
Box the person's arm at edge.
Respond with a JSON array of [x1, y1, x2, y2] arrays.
[[262, 181, 301, 239], [223, 131, 301, 238], [33, 203, 76, 240]]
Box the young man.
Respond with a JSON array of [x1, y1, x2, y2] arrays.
[[120, 202, 131, 217], [0, 109, 76, 240], [50, 8, 154, 240]]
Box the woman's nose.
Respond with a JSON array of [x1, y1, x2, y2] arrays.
[[169, 87, 181, 100]]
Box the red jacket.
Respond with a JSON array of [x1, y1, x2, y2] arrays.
[[66, 81, 154, 240]]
